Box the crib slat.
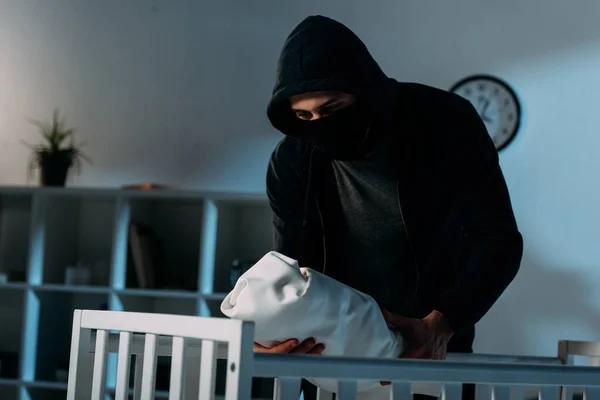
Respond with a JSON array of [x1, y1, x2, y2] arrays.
[[316, 388, 334, 400], [91, 329, 108, 400], [442, 383, 463, 400], [199, 339, 217, 400], [561, 386, 574, 400], [583, 387, 600, 400], [273, 378, 302, 400], [337, 380, 358, 400], [140, 333, 158, 399], [390, 382, 412, 400], [133, 354, 144, 400], [115, 331, 132, 400], [539, 386, 559, 400], [184, 357, 201, 399], [492, 385, 511, 400], [169, 336, 187, 400], [511, 385, 526, 400]]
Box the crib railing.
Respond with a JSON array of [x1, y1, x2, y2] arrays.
[[66, 309, 600, 400], [254, 353, 600, 400]]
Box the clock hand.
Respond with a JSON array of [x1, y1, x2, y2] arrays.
[[481, 98, 491, 117]]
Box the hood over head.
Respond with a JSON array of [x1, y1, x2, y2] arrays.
[[267, 15, 396, 136]]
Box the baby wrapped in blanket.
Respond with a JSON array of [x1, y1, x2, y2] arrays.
[[220, 251, 440, 399]]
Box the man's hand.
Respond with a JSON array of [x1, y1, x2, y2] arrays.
[[380, 309, 454, 386], [383, 309, 454, 359], [254, 338, 325, 355]]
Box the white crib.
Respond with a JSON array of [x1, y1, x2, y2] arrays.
[[66, 309, 600, 400]]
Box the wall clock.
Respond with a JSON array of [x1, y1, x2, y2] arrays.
[[449, 74, 521, 151]]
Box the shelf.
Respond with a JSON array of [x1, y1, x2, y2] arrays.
[[23, 380, 68, 390], [43, 194, 115, 286], [0, 290, 24, 379], [126, 197, 204, 291], [202, 292, 227, 301], [33, 283, 112, 295], [0, 192, 33, 284], [116, 288, 198, 299], [0, 185, 273, 398], [0, 185, 268, 203], [213, 201, 271, 293], [35, 291, 109, 382], [0, 282, 27, 291]]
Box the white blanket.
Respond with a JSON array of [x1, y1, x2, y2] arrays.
[[220, 251, 441, 399]]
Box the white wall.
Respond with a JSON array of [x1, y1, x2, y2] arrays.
[[1, 0, 600, 357]]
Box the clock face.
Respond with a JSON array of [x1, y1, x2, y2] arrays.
[[449, 75, 521, 151]]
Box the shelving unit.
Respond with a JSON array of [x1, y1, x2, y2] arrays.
[[0, 186, 273, 399]]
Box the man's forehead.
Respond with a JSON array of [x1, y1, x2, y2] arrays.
[[289, 91, 352, 110]]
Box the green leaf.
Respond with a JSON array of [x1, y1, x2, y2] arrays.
[[23, 108, 92, 175]]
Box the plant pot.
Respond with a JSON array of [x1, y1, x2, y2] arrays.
[[40, 153, 72, 186]]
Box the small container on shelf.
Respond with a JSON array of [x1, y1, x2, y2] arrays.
[[229, 259, 256, 289], [213, 199, 272, 293], [42, 194, 115, 287], [0, 192, 34, 284]]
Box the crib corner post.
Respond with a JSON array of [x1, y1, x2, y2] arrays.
[[225, 321, 255, 400], [66, 310, 94, 400]]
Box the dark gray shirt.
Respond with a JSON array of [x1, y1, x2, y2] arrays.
[[331, 137, 415, 311]]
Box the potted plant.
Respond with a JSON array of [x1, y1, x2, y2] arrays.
[[22, 109, 90, 186]]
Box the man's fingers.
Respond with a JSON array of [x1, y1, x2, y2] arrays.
[[381, 308, 400, 323], [290, 338, 317, 354], [307, 344, 326, 355], [381, 308, 413, 330], [254, 340, 296, 353], [270, 339, 299, 353], [254, 339, 325, 355]]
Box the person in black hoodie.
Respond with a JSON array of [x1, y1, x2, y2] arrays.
[[262, 15, 523, 400]]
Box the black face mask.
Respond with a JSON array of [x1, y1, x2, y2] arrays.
[[290, 101, 376, 161]]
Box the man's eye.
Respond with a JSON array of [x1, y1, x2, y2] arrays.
[[295, 111, 312, 120]]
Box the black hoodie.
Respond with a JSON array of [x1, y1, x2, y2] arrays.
[[265, 15, 523, 343], [267, 16, 395, 137]]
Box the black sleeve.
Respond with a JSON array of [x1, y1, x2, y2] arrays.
[[266, 139, 324, 269], [436, 99, 523, 334]]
